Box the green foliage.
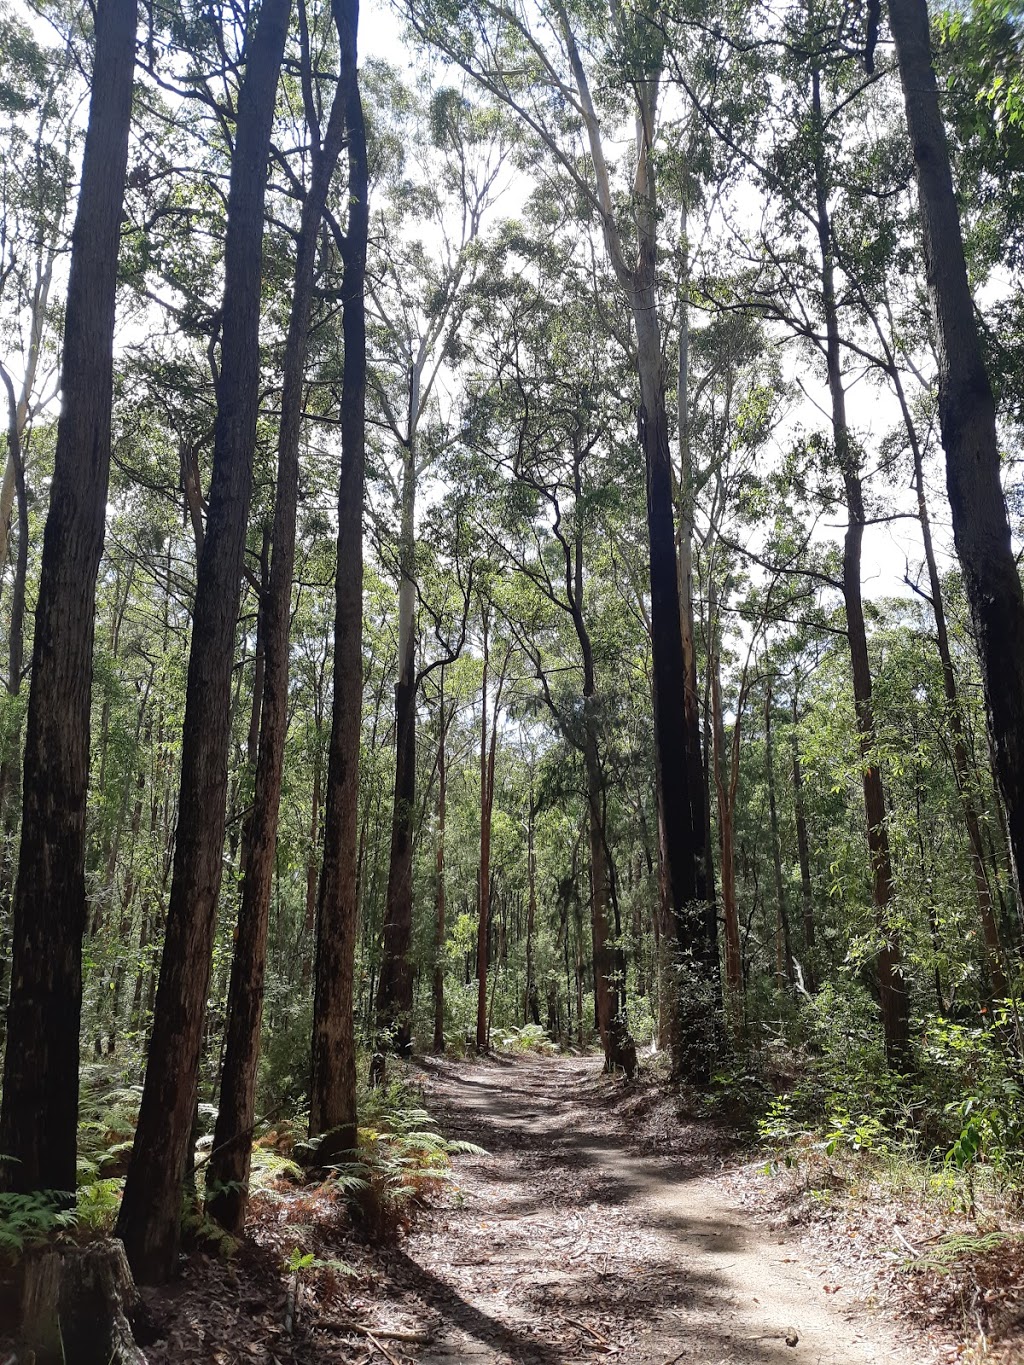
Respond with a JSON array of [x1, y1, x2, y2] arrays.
[[490, 1023, 557, 1054], [322, 1074, 487, 1240], [0, 1189, 78, 1258], [908, 1230, 1010, 1274]]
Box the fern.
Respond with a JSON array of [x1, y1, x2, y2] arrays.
[[0, 1190, 79, 1258], [910, 1230, 1011, 1273]]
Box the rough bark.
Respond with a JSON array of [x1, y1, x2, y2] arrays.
[[811, 67, 909, 1067], [432, 682, 450, 1054], [901, 389, 1008, 998], [308, 0, 368, 1164], [556, 8, 719, 1081], [0, 0, 137, 1199], [206, 48, 348, 1235], [791, 690, 816, 980], [373, 433, 418, 1065], [116, 0, 289, 1281], [888, 0, 1024, 908], [475, 618, 493, 1053], [21, 1239, 147, 1365], [765, 685, 795, 989]]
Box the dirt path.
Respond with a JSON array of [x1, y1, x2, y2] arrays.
[[401, 1054, 927, 1365]]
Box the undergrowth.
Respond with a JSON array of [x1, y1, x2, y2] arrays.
[[743, 987, 1024, 1220], [322, 1073, 486, 1240], [0, 1056, 482, 1261]]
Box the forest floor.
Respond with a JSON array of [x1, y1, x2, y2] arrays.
[[135, 1051, 988, 1365]]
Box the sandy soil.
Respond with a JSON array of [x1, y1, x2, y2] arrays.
[[405, 1053, 931, 1365]]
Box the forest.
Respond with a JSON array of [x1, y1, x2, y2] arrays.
[[0, 0, 1022, 1357]]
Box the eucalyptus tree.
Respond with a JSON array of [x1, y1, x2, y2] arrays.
[[459, 227, 641, 1073], [682, 310, 791, 1025], [365, 74, 507, 1066], [704, 0, 914, 1063], [205, 0, 352, 1235], [0, 12, 76, 574], [403, 0, 724, 1080], [885, 0, 1024, 905], [308, 0, 368, 1164], [0, 19, 77, 835], [117, 0, 291, 1281], [0, 0, 137, 1199]]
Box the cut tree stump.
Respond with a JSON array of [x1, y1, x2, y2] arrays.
[[20, 1237, 148, 1364]]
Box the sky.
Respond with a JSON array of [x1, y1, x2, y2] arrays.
[[351, 0, 957, 616], [7, 0, 965, 623]]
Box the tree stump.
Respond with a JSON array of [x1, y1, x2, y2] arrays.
[[20, 1238, 148, 1364]]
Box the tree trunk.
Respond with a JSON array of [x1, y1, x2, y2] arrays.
[[116, 0, 289, 1281], [0, 363, 30, 1037], [888, 0, 1024, 909], [791, 691, 816, 982], [308, 0, 368, 1165], [583, 725, 638, 1076], [432, 682, 449, 1054], [710, 630, 742, 1032], [0, 0, 137, 1199], [374, 431, 419, 1068], [676, 206, 718, 979], [206, 50, 348, 1235], [555, 10, 718, 1080], [895, 380, 1008, 998], [525, 790, 540, 1027], [0, 217, 59, 570], [810, 66, 909, 1068], [475, 618, 493, 1053], [765, 684, 795, 989], [632, 209, 719, 1083], [301, 754, 321, 986], [20, 1239, 147, 1365]]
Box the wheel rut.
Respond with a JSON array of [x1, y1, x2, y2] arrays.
[[401, 1054, 925, 1365]]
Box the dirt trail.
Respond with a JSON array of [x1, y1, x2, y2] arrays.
[[403, 1054, 926, 1365]]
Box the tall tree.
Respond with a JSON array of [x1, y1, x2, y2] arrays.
[[369, 90, 503, 1067], [116, 0, 290, 1281], [0, 0, 137, 1199], [807, 57, 909, 1065], [405, 0, 721, 1080], [206, 0, 350, 1236], [308, 0, 368, 1164], [886, 0, 1024, 904]]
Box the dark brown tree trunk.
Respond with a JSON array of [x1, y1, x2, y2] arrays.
[[811, 67, 909, 1068], [0, 0, 137, 1199], [475, 619, 494, 1053], [206, 51, 348, 1235], [308, 0, 367, 1164], [374, 391, 420, 1070], [888, 0, 1024, 907], [893, 377, 1008, 997], [432, 682, 450, 1054], [556, 12, 717, 1079], [301, 756, 321, 986], [525, 789, 540, 1027], [635, 232, 718, 1084], [791, 691, 815, 981], [765, 685, 795, 990], [116, 0, 289, 1281]]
